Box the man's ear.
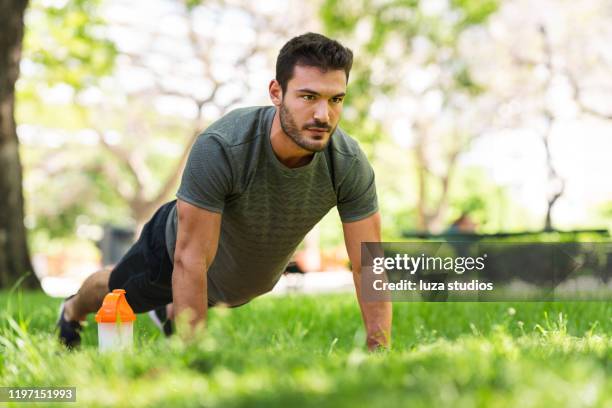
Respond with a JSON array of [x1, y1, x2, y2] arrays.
[[269, 79, 283, 107]]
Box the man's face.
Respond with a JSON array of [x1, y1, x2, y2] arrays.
[[277, 65, 347, 152]]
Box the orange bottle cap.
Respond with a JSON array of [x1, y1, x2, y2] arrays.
[[95, 289, 136, 323]]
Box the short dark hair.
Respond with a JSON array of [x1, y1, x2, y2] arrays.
[[276, 32, 354, 94]]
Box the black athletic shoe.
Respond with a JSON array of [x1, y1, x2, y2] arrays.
[[56, 295, 83, 349], [148, 305, 174, 337]]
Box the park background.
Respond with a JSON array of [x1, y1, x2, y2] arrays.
[[0, 1, 611, 407], [2, 0, 612, 292]]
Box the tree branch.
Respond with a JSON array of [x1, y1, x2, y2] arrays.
[[566, 69, 612, 120]]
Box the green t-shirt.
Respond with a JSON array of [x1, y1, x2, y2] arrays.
[[165, 106, 378, 306]]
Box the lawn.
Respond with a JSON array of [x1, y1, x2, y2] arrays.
[[0, 290, 610, 407]]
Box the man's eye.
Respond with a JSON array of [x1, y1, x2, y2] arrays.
[[332, 97, 344, 104], [302, 95, 315, 101]]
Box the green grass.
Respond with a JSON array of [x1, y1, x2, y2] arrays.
[[0, 290, 610, 407]]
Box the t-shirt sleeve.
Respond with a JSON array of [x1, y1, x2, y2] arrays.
[[176, 134, 233, 213], [337, 148, 379, 223]]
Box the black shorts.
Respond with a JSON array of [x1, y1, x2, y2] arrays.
[[108, 200, 176, 313]]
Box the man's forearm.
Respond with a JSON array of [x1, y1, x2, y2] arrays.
[[172, 257, 208, 336], [360, 300, 392, 349], [353, 269, 392, 349]]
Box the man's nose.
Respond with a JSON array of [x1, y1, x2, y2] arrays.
[[313, 101, 330, 124]]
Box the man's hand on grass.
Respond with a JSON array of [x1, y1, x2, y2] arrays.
[[366, 328, 390, 351]]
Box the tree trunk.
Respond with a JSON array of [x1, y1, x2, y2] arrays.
[[0, 0, 38, 289]]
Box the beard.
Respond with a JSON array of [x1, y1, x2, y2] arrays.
[[279, 101, 336, 153]]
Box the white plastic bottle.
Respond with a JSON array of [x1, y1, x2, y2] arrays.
[[95, 289, 136, 351]]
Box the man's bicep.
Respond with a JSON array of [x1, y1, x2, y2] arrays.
[[175, 199, 222, 268]]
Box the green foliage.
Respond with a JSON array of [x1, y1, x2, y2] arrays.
[[319, 0, 500, 112], [319, 0, 501, 234], [0, 291, 610, 407], [23, 0, 117, 90], [453, 63, 485, 95], [600, 202, 612, 218], [15, 1, 123, 248], [21, 143, 131, 247], [451, 0, 499, 26], [596, 202, 612, 231], [447, 167, 520, 232], [184, 0, 202, 11]]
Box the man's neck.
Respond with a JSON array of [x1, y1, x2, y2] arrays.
[[269, 108, 314, 168]]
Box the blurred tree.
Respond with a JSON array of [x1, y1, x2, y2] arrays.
[[17, 0, 118, 246], [487, 0, 612, 231], [23, 0, 117, 90], [92, 0, 310, 228], [0, 0, 38, 288], [320, 0, 499, 232], [20, 0, 312, 237]]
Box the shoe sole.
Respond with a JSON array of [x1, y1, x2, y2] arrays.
[[57, 296, 83, 348], [147, 309, 164, 331]]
